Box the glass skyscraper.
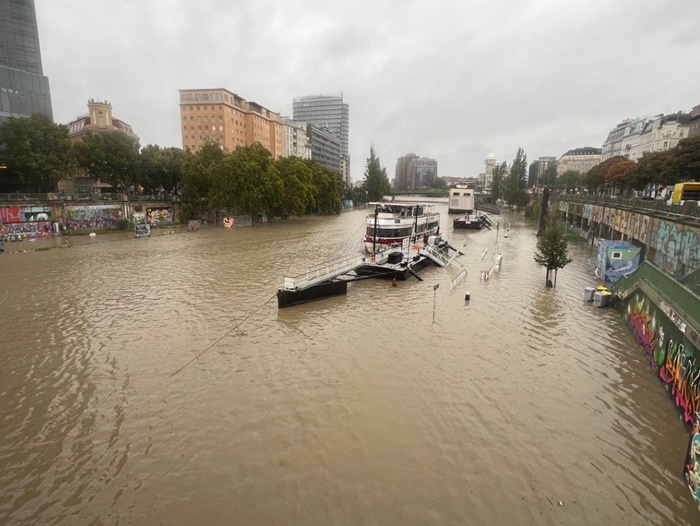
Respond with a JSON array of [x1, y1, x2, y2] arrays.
[[292, 94, 349, 157], [0, 0, 53, 126]]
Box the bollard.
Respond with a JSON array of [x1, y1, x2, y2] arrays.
[[465, 291, 471, 301]]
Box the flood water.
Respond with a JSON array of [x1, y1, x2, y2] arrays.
[[0, 203, 696, 525]]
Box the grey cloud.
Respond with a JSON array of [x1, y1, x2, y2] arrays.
[[37, 0, 700, 181]]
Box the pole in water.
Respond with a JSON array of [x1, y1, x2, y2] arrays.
[[465, 291, 471, 301], [432, 283, 439, 323], [392, 278, 397, 287]]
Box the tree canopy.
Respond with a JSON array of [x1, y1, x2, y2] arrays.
[[0, 114, 75, 192], [557, 170, 581, 194], [491, 162, 507, 200], [74, 131, 141, 189]]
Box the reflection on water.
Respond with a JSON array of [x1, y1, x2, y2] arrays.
[[0, 206, 695, 525]]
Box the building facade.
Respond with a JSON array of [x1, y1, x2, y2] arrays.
[[306, 124, 341, 173], [340, 154, 350, 186], [407, 157, 438, 188], [280, 117, 311, 159], [67, 99, 138, 140], [394, 153, 419, 189], [293, 94, 349, 176], [690, 104, 700, 138], [602, 113, 690, 162], [557, 147, 601, 175], [61, 99, 139, 194], [478, 153, 497, 190], [178, 88, 283, 158], [0, 0, 52, 126]]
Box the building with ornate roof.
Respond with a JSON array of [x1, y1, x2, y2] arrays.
[[67, 99, 138, 140]]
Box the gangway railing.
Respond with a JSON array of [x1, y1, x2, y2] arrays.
[[283, 252, 365, 291], [420, 244, 463, 269]]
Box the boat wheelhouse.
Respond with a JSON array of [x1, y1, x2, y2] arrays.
[[364, 202, 440, 253], [448, 184, 476, 214]]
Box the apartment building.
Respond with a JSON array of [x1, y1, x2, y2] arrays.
[[178, 88, 282, 158], [557, 147, 601, 175], [280, 117, 311, 159]]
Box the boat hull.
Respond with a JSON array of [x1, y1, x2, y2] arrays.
[[453, 219, 484, 230], [277, 280, 347, 308]]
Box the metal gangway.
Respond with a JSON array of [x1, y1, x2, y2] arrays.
[[282, 247, 396, 291], [419, 244, 464, 269]]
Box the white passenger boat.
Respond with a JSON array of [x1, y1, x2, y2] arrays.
[[363, 202, 440, 253]]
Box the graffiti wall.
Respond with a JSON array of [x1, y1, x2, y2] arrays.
[[147, 207, 173, 225], [625, 292, 700, 425], [648, 220, 700, 278], [64, 205, 122, 231], [684, 414, 700, 511], [0, 206, 54, 237]]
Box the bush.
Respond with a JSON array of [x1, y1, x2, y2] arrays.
[[116, 219, 129, 231], [179, 203, 195, 222]]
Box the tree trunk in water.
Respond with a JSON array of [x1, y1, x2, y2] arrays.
[[554, 269, 558, 288], [537, 187, 550, 237]]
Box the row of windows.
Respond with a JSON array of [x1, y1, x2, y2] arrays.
[[181, 93, 226, 103], [182, 115, 224, 122], [183, 125, 224, 131]]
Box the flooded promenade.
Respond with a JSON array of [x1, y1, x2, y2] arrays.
[[0, 205, 696, 525]]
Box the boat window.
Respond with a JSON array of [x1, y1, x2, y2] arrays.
[[415, 207, 423, 216]]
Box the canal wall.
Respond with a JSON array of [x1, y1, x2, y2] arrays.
[[556, 199, 700, 280], [0, 199, 180, 236], [613, 262, 700, 425]]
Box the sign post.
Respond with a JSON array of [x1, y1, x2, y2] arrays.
[[433, 283, 439, 323]]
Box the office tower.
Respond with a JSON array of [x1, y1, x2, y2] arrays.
[[0, 0, 53, 126]]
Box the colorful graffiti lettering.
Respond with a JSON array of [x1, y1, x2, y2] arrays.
[[629, 297, 657, 368], [64, 205, 122, 231], [0, 221, 52, 237], [659, 341, 700, 425], [147, 208, 173, 224], [684, 415, 700, 510]]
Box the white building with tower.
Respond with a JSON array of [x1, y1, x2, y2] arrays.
[[478, 153, 497, 190]]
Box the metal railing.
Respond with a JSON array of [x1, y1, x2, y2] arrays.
[[0, 192, 181, 203], [283, 252, 367, 291]]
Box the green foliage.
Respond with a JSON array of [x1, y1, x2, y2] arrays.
[[116, 219, 130, 230], [362, 146, 391, 202], [74, 131, 141, 189], [503, 147, 528, 208], [534, 214, 573, 277], [557, 170, 581, 193], [140, 145, 187, 192], [178, 203, 196, 222], [524, 201, 541, 220], [0, 114, 75, 192], [674, 135, 700, 182], [542, 163, 558, 189], [491, 162, 507, 200]]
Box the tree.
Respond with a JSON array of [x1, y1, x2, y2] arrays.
[[362, 146, 391, 202], [557, 170, 581, 194], [140, 145, 187, 193], [503, 147, 528, 208], [533, 214, 572, 287], [74, 131, 141, 189], [604, 158, 637, 195], [181, 142, 225, 202], [628, 150, 675, 191], [541, 163, 558, 189], [491, 162, 508, 200], [0, 113, 75, 192], [674, 135, 700, 182], [273, 156, 315, 217], [580, 156, 627, 194]]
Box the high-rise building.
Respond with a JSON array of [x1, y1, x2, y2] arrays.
[[394, 153, 419, 189], [408, 157, 438, 188], [306, 124, 341, 173], [178, 88, 283, 158], [0, 0, 53, 126], [293, 94, 349, 175]]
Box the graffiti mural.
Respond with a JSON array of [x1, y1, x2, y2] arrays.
[[627, 293, 700, 425], [64, 205, 122, 231], [684, 414, 700, 510], [648, 220, 700, 277], [582, 204, 593, 220], [147, 208, 173, 225], [0, 221, 52, 237], [0, 206, 52, 223]]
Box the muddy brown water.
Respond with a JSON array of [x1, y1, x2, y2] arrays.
[[0, 205, 696, 525]]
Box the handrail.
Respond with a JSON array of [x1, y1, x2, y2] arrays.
[[610, 261, 700, 334]]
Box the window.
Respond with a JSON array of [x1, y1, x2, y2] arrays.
[[220, 135, 223, 140], [212, 125, 216, 131], [612, 251, 622, 259], [195, 95, 201, 101], [219, 125, 223, 131], [202, 94, 209, 101], [190, 126, 194, 130], [189, 106, 193, 111], [198, 126, 201, 131], [196, 106, 200, 111], [190, 116, 193, 121], [182, 116, 187, 121]]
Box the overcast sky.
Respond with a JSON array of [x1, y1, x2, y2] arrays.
[[36, 0, 699, 182]]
